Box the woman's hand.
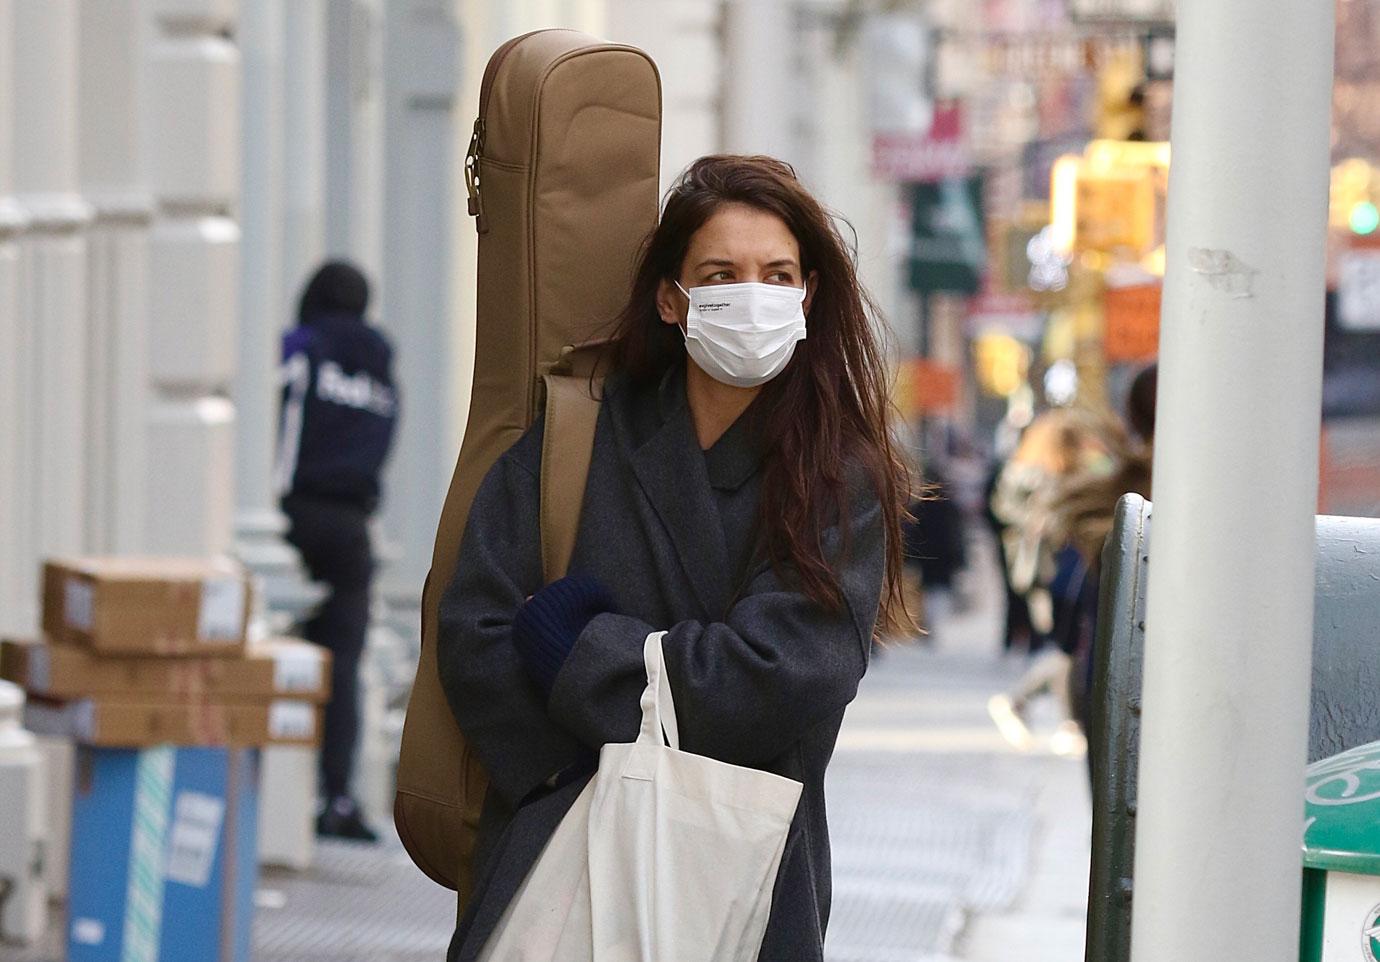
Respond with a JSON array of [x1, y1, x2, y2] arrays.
[[512, 576, 617, 698]]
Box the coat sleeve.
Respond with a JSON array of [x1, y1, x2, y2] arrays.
[[548, 484, 884, 769], [435, 437, 587, 807]]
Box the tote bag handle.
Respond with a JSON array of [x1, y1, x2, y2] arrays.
[[637, 632, 680, 750]]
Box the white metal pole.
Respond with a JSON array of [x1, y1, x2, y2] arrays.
[[1129, 1, 1334, 959]]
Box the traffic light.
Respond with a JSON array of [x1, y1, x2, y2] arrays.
[[1350, 201, 1379, 236], [1331, 159, 1380, 236]]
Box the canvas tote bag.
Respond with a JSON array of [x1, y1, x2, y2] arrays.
[[477, 632, 803, 961]]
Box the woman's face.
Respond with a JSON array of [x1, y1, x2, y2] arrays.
[[655, 202, 816, 327]]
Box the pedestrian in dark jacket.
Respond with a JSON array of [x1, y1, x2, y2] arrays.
[[903, 468, 968, 642], [437, 155, 913, 962], [904, 469, 967, 592], [276, 260, 398, 841]]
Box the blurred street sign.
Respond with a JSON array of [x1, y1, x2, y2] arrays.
[[1103, 281, 1161, 362], [1024, 137, 1091, 201], [967, 290, 1043, 341], [950, 31, 1144, 79], [1338, 250, 1380, 331], [864, 12, 933, 136], [908, 174, 986, 294], [873, 103, 970, 183], [1076, 168, 1155, 252], [1069, 0, 1175, 24], [973, 332, 1031, 398], [999, 222, 1042, 292], [1324, 289, 1380, 419], [895, 357, 962, 417]]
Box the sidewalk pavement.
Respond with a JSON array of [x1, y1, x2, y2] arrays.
[[824, 636, 1091, 962], [823, 520, 1090, 962]]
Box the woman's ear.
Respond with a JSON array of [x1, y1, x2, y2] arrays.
[[803, 270, 820, 317], [655, 277, 685, 326]]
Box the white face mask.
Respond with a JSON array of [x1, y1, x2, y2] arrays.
[[674, 280, 808, 388]]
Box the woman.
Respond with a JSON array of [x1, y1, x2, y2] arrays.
[[437, 155, 910, 962]]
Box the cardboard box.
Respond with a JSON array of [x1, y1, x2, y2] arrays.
[[42, 558, 253, 657], [24, 697, 322, 749], [1, 637, 331, 703], [67, 746, 258, 962]]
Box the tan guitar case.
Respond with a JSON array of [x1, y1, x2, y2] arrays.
[[392, 29, 661, 905]]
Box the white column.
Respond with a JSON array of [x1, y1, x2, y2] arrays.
[[0, 0, 32, 636], [380, 0, 459, 594], [324, 0, 384, 271], [10, 0, 94, 633], [143, 0, 241, 555], [1129, 2, 1334, 959], [720, 0, 797, 161], [604, 0, 720, 194], [324, 0, 353, 257], [797, 12, 906, 345], [281, 0, 327, 305], [349, 0, 386, 280], [80, 0, 156, 555], [235, 0, 285, 532]]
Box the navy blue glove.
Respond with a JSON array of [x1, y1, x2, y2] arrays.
[[512, 575, 616, 698]]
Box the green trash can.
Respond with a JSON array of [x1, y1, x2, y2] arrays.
[[1301, 740, 1380, 961]]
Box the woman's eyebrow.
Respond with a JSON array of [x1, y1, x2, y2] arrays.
[[691, 256, 799, 270]]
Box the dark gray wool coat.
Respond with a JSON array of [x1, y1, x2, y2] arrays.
[[437, 363, 885, 962]]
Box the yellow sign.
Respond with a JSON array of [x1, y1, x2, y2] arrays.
[[973, 333, 1031, 398], [1050, 140, 1169, 258], [1076, 170, 1154, 253]]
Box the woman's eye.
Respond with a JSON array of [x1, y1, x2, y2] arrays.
[[707, 271, 732, 282], [767, 272, 794, 284]]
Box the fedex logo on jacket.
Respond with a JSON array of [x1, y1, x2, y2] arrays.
[[274, 315, 398, 511]]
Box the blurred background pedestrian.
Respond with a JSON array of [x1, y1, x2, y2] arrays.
[[276, 261, 399, 841], [986, 368, 1156, 758], [986, 407, 1115, 753], [903, 466, 969, 644]]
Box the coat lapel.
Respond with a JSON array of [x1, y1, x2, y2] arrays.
[[628, 407, 734, 618]]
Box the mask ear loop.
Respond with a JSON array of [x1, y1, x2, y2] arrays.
[[673, 280, 692, 342]]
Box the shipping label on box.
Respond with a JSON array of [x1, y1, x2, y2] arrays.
[[267, 700, 317, 743], [165, 792, 226, 888], [198, 578, 248, 643], [268, 642, 328, 696], [42, 558, 252, 657], [24, 697, 323, 749], [1, 638, 331, 703]]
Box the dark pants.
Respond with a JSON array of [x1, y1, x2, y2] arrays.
[[282, 494, 373, 800]]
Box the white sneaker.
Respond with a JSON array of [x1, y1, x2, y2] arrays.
[[987, 694, 1033, 751], [1050, 720, 1087, 758]]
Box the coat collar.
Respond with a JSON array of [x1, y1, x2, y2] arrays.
[[656, 364, 765, 491], [605, 365, 743, 616]]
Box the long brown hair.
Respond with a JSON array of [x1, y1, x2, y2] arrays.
[[608, 155, 912, 631]]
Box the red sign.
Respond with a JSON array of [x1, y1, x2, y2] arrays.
[[1104, 282, 1161, 362], [896, 357, 961, 417], [872, 104, 970, 183]]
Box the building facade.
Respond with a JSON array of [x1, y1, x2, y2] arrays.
[[0, 0, 912, 640]]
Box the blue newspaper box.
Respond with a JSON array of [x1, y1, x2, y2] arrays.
[[67, 746, 260, 962]]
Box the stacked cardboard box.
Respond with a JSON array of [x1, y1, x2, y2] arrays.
[[12, 558, 335, 962], [67, 746, 261, 962], [4, 557, 332, 748]]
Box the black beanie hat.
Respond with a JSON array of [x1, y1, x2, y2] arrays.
[[298, 260, 370, 324]]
